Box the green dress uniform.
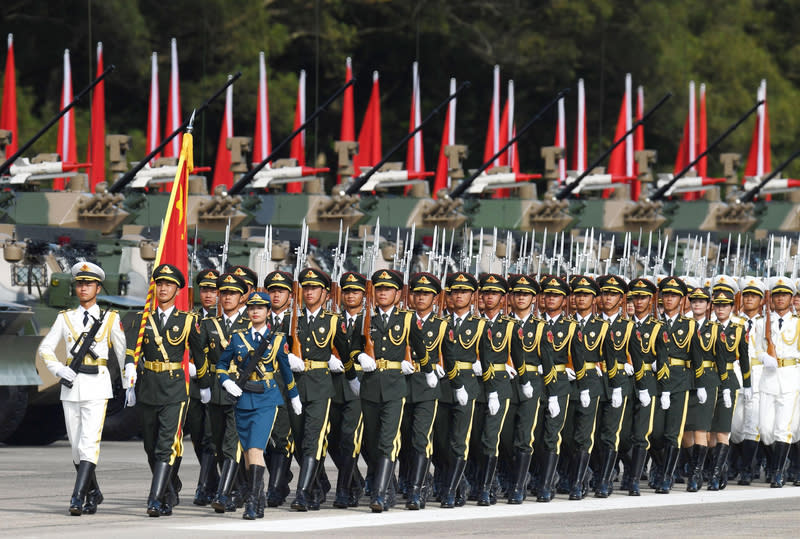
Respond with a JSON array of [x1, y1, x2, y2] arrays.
[[125, 264, 210, 517], [352, 269, 430, 513], [652, 276, 703, 494], [537, 275, 577, 503], [707, 285, 750, 490], [438, 271, 490, 509], [288, 267, 351, 512], [194, 273, 251, 512], [622, 276, 667, 496], [400, 272, 448, 510], [501, 273, 547, 505]]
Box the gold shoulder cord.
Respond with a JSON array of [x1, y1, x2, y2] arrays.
[[426, 320, 447, 353], [62, 312, 81, 343], [389, 312, 412, 346], [521, 320, 543, 353], [697, 323, 717, 353], [458, 319, 484, 349], [489, 320, 513, 353], [721, 325, 741, 355], [580, 322, 608, 353], [780, 318, 800, 346], [147, 315, 171, 362], [612, 320, 633, 352], [210, 318, 230, 349], [669, 319, 693, 350], [166, 314, 194, 348], [310, 315, 337, 349], [550, 322, 575, 353], [97, 311, 115, 344]]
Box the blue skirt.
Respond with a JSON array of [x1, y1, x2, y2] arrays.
[[235, 404, 278, 450]]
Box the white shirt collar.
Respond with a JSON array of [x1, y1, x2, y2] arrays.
[[157, 305, 175, 320], [252, 325, 267, 339], [306, 306, 322, 319], [378, 306, 394, 318], [604, 311, 620, 324], [223, 311, 239, 325], [634, 314, 649, 325], [417, 311, 431, 323], [546, 313, 561, 324]]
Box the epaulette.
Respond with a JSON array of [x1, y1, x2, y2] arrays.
[[322, 309, 336, 316]]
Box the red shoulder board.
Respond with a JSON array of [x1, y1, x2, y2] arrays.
[[663, 331, 669, 343], [547, 330, 554, 343]]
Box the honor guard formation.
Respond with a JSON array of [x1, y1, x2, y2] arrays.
[[39, 230, 800, 519]]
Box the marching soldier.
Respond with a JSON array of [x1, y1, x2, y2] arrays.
[[730, 276, 765, 484], [652, 276, 702, 494], [537, 275, 577, 502], [286, 268, 350, 511], [231, 265, 258, 310], [39, 262, 127, 515], [708, 277, 751, 490], [623, 277, 663, 496], [401, 272, 446, 510], [595, 274, 634, 498], [186, 268, 218, 506], [125, 264, 210, 516], [194, 273, 251, 513], [263, 270, 296, 507], [683, 284, 723, 492], [750, 277, 800, 487], [330, 271, 367, 508], [217, 292, 303, 519], [438, 272, 489, 509], [350, 269, 431, 513], [503, 274, 546, 504]]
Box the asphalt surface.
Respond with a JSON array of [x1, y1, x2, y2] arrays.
[[1, 440, 798, 538]]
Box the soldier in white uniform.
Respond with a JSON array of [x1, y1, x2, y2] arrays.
[[38, 262, 127, 515], [749, 276, 800, 488]]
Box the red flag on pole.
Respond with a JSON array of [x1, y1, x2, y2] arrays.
[[253, 51, 272, 165], [55, 49, 77, 191], [607, 74, 633, 198], [352, 71, 382, 177], [337, 57, 355, 184], [483, 65, 500, 171], [131, 128, 193, 388], [745, 80, 770, 179], [211, 76, 234, 191], [287, 70, 306, 193], [164, 38, 181, 159], [494, 79, 515, 198], [1, 33, 18, 156], [631, 85, 645, 201], [433, 77, 456, 198], [674, 81, 697, 200], [146, 52, 161, 165], [404, 61, 424, 194], [87, 42, 106, 193]]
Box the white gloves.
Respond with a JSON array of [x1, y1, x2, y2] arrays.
[[188, 361, 197, 378], [291, 395, 303, 415], [660, 391, 671, 410], [124, 363, 137, 388], [348, 378, 361, 396], [566, 367, 576, 381], [472, 361, 483, 377], [638, 389, 651, 407], [222, 379, 243, 398], [505, 363, 517, 379], [596, 364, 603, 377], [697, 387, 707, 404], [651, 361, 658, 372], [425, 371, 438, 388], [548, 395, 560, 417], [454, 386, 468, 406], [358, 353, 377, 372], [722, 388, 732, 408], [580, 389, 591, 408], [611, 387, 622, 408], [288, 353, 305, 372], [537, 364, 543, 375], [57, 365, 77, 382], [199, 387, 211, 404], [125, 387, 136, 407], [401, 360, 416, 375], [760, 352, 778, 369], [487, 391, 500, 416], [624, 362, 634, 376], [521, 381, 533, 399], [435, 364, 446, 379], [743, 386, 753, 401], [328, 355, 344, 373]]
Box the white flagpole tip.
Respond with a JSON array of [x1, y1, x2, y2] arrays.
[[187, 110, 196, 132], [97, 42, 103, 55], [7, 34, 12, 47], [373, 71, 379, 82]]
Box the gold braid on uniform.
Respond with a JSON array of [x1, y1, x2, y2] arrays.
[[309, 313, 337, 349], [166, 312, 194, 347], [696, 323, 717, 378]]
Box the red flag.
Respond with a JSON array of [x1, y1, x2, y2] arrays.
[[286, 70, 306, 193], [132, 130, 193, 388], [404, 62, 424, 194], [494, 79, 515, 198], [606, 74, 633, 198], [337, 57, 355, 184], [164, 38, 181, 158], [674, 81, 697, 200], [1, 33, 18, 157], [745, 80, 770, 179], [433, 78, 456, 198], [631, 85, 645, 201], [555, 96, 566, 184], [87, 42, 106, 193], [352, 71, 382, 177], [697, 83, 708, 178], [483, 65, 500, 171], [55, 49, 77, 191], [253, 51, 272, 165], [573, 78, 586, 174], [211, 76, 234, 191], [146, 52, 161, 164]]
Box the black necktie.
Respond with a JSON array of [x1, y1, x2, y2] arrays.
[[83, 310, 89, 327], [159, 312, 166, 331], [254, 332, 262, 343], [454, 317, 462, 332], [382, 313, 389, 327], [225, 319, 232, 334], [309, 314, 315, 326], [747, 319, 753, 333], [779, 317, 783, 330], [347, 317, 354, 330]]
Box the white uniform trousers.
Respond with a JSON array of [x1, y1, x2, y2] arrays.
[[730, 365, 761, 444], [62, 399, 108, 464]]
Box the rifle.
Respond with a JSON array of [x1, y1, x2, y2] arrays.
[[225, 331, 274, 403], [108, 73, 240, 193], [649, 99, 764, 202], [764, 235, 776, 359], [0, 65, 116, 176], [61, 307, 108, 388], [361, 219, 380, 359], [290, 220, 309, 358]]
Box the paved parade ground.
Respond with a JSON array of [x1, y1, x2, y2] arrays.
[[1, 441, 798, 538]]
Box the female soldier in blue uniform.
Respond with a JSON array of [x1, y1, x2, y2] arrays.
[[217, 292, 303, 520]]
